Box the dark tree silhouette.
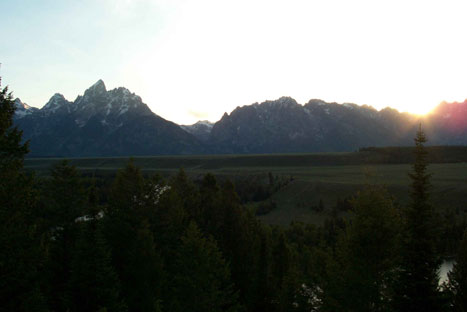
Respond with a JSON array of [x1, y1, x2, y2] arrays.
[[394, 125, 442, 312], [0, 80, 47, 311]]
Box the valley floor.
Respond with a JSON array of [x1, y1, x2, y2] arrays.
[[25, 155, 467, 226]]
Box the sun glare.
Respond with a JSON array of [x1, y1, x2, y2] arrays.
[[402, 103, 437, 116]]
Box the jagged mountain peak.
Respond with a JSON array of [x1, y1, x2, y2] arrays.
[[73, 81, 150, 116], [306, 99, 327, 106], [50, 93, 66, 101], [342, 103, 358, 109], [42, 93, 70, 112], [181, 119, 214, 131], [276, 96, 298, 105], [107, 86, 142, 104], [111, 86, 132, 96], [380, 106, 400, 113], [192, 120, 214, 127], [84, 79, 107, 97], [256, 96, 299, 109], [430, 99, 467, 133], [14, 81, 206, 156], [14, 98, 38, 118], [13, 83, 467, 156], [434, 99, 467, 112], [70, 83, 153, 130], [14, 98, 30, 110], [91, 79, 106, 90], [181, 120, 214, 142], [45, 92, 66, 102]]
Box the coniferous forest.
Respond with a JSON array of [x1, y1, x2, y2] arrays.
[[2, 83, 467, 312]]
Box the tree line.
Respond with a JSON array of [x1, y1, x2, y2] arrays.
[[1, 82, 467, 311]]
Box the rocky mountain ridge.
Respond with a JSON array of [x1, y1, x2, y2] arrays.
[[14, 81, 467, 156], [207, 97, 419, 153], [14, 80, 205, 156]]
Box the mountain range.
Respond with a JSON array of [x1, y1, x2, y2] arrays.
[[13, 80, 467, 157]]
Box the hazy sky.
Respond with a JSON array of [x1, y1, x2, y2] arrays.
[[2, 0, 467, 124]]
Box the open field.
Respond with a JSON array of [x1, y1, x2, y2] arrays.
[[24, 149, 467, 226], [255, 163, 467, 225], [23, 146, 467, 172]]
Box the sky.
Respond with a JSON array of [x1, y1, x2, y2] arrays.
[[1, 0, 467, 125]]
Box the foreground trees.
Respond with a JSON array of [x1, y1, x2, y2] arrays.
[[70, 215, 126, 312], [394, 125, 443, 311], [323, 187, 401, 311], [169, 221, 239, 312], [0, 81, 48, 311]]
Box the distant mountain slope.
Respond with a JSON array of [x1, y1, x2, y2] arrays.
[[14, 98, 39, 117], [181, 120, 214, 142], [15, 80, 205, 156], [425, 100, 467, 145], [208, 97, 420, 153], [14, 82, 467, 156]]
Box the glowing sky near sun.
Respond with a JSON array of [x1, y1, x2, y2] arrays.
[[2, 0, 467, 124]]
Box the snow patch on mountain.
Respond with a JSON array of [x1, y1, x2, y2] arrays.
[[86, 79, 107, 95], [181, 120, 214, 129], [42, 93, 70, 115], [181, 120, 214, 142], [195, 120, 214, 128], [14, 98, 38, 118]]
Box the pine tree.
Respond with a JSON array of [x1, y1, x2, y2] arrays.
[[219, 180, 258, 307], [446, 229, 467, 311], [199, 173, 223, 235], [108, 159, 145, 216], [42, 160, 88, 311], [0, 80, 48, 311], [394, 125, 442, 311], [104, 161, 164, 311], [253, 231, 272, 312], [169, 168, 199, 219], [70, 219, 127, 312], [128, 220, 164, 311], [328, 186, 401, 311], [43, 160, 87, 228], [0, 81, 28, 171], [169, 221, 240, 312]]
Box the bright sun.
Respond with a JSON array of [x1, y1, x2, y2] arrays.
[[405, 103, 437, 116]]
